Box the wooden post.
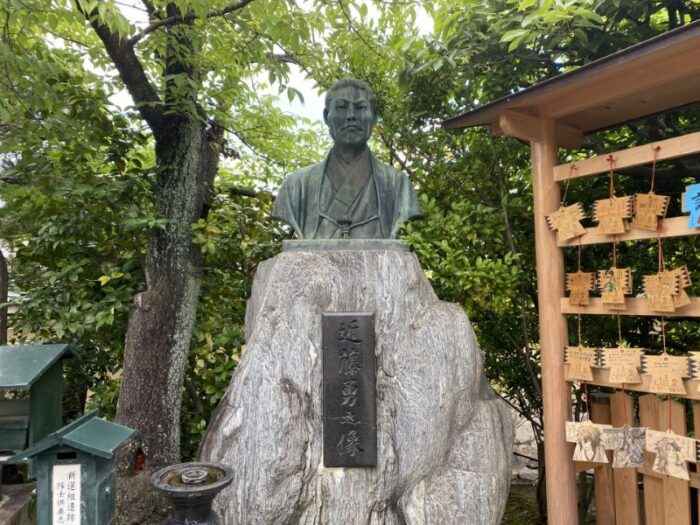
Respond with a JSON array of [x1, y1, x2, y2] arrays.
[[531, 115, 577, 523], [591, 394, 616, 525], [610, 392, 641, 525], [639, 395, 664, 524]]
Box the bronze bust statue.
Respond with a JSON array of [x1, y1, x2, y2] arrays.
[[272, 79, 422, 239]]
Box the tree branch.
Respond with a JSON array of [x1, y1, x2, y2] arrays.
[[128, 0, 256, 46], [81, 7, 166, 137]]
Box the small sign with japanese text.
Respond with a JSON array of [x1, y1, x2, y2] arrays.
[[52, 464, 81, 525]]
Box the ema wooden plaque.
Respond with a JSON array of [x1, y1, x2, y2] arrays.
[[593, 196, 633, 235], [597, 267, 633, 310], [546, 203, 586, 242], [600, 346, 642, 384], [564, 346, 598, 382], [632, 192, 670, 231], [640, 354, 689, 395], [566, 271, 595, 306], [646, 429, 699, 481]]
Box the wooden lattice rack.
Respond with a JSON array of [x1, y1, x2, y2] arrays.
[[444, 20, 700, 524]]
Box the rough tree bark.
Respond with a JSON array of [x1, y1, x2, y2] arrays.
[[82, 3, 231, 482]]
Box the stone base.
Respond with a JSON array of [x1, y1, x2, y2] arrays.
[[201, 249, 513, 524], [0, 483, 35, 525]]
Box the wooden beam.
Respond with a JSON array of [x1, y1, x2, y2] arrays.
[[561, 297, 700, 317], [558, 216, 700, 247], [531, 116, 578, 524], [547, 45, 700, 121], [495, 110, 583, 148], [565, 367, 700, 401], [639, 395, 665, 525], [553, 131, 700, 181]]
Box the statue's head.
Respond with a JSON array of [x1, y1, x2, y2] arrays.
[[323, 79, 377, 149]]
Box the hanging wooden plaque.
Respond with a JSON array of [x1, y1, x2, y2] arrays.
[[566, 421, 612, 463], [646, 429, 699, 481], [566, 271, 595, 306], [667, 266, 692, 309], [564, 346, 598, 382], [643, 272, 681, 313], [593, 196, 633, 235], [688, 352, 700, 391], [597, 267, 633, 310], [600, 346, 642, 384], [546, 203, 586, 242], [640, 354, 689, 395], [604, 425, 646, 468], [632, 192, 670, 231]]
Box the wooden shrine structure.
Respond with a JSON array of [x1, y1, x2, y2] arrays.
[[443, 20, 700, 524]]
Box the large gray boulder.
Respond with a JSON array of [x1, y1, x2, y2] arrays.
[[200, 244, 513, 524]]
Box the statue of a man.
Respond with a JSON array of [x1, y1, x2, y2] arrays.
[[272, 79, 422, 239]]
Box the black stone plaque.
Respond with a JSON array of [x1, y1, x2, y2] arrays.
[[322, 312, 376, 467]]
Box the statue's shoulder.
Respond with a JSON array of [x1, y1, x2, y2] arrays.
[[283, 160, 325, 186]]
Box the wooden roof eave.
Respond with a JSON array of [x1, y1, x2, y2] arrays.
[[443, 20, 700, 147]]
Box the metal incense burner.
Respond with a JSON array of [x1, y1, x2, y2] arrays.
[[151, 462, 233, 525]]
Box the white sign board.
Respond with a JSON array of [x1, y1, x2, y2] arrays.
[[52, 464, 81, 525]]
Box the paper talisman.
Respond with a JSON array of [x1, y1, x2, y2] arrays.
[[597, 267, 633, 310], [667, 266, 692, 309], [682, 184, 700, 228], [640, 354, 689, 395], [566, 271, 595, 306], [632, 192, 670, 231], [646, 429, 699, 480], [600, 346, 642, 384], [564, 346, 598, 382], [643, 271, 681, 313], [566, 420, 612, 463], [604, 425, 646, 468], [593, 196, 633, 235], [546, 203, 586, 243]]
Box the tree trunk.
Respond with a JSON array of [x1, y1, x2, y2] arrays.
[[116, 117, 218, 473], [0, 248, 7, 345]]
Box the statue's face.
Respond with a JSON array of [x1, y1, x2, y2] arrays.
[[324, 86, 376, 149]]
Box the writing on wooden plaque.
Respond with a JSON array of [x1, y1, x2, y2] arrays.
[[593, 196, 633, 235], [682, 184, 700, 228], [688, 352, 700, 391], [643, 271, 681, 313], [566, 271, 595, 306], [323, 313, 377, 467], [667, 266, 692, 309], [640, 354, 689, 395], [600, 346, 642, 384], [604, 425, 646, 468], [564, 346, 598, 382], [646, 429, 699, 481], [632, 192, 670, 231], [597, 267, 633, 310], [546, 203, 586, 242], [566, 421, 612, 463]]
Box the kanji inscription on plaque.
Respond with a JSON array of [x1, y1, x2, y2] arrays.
[[597, 267, 633, 310], [323, 313, 376, 467], [640, 354, 689, 395], [593, 196, 633, 235], [52, 464, 81, 525], [564, 346, 598, 382], [682, 184, 700, 228], [643, 271, 680, 312], [546, 203, 586, 243], [632, 192, 670, 231], [600, 346, 642, 384], [566, 271, 595, 306]]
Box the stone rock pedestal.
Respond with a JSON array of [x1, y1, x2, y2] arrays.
[[200, 242, 513, 524]]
